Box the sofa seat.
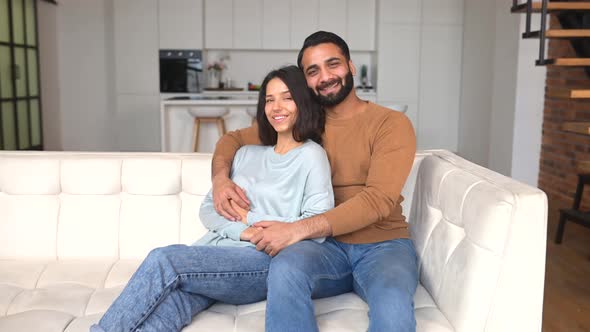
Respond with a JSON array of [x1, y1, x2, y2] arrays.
[[0, 260, 453, 332], [0, 259, 453, 332]]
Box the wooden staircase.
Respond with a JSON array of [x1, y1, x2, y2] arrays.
[[511, 0, 590, 99], [512, 1, 590, 135], [512, 1, 590, 12]]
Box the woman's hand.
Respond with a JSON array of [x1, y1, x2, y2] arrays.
[[212, 175, 250, 221], [230, 199, 249, 224], [240, 226, 262, 241]]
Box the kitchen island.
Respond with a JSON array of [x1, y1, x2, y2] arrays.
[[160, 91, 377, 152]]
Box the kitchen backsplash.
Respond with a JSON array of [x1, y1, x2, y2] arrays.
[[205, 49, 375, 90]]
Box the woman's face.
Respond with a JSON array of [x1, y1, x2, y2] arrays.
[[264, 78, 298, 136]]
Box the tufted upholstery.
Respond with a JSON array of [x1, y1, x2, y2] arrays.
[[0, 150, 547, 332]]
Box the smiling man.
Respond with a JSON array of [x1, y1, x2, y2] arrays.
[[212, 31, 418, 332]]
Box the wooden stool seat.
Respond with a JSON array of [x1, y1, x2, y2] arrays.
[[187, 108, 229, 152]]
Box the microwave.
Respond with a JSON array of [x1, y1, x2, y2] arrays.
[[159, 49, 203, 93]]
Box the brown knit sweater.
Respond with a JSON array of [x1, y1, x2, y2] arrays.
[[212, 102, 416, 244]]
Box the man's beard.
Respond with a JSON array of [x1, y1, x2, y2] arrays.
[[313, 70, 354, 107]]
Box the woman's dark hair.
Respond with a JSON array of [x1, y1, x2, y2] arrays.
[[256, 65, 325, 146], [297, 31, 351, 70]]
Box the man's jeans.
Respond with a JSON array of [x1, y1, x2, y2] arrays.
[[94, 244, 271, 332], [266, 238, 418, 332]]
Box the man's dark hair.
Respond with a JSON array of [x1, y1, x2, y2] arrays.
[[297, 31, 351, 70], [256, 65, 325, 146]]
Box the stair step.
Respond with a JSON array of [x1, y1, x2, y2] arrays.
[[547, 88, 590, 98], [562, 122, 590, 135], [551, 58, 590, 66], [571, 89, 590, 98], [545, 29, 590, 38], [512, 2, 590, 13]]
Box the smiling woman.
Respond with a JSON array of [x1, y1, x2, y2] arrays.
[[256, 65, 325, 151], [93, 65, 335, 332]]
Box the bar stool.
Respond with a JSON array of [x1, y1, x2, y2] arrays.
[[389, 104, 408, 113], [187, 107, 229, 152], [555, 173, 590, 244]]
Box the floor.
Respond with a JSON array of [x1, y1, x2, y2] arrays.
[[543, 198, 590, 332]]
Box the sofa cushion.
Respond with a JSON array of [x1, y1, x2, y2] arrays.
[[0, 259, 453, 332]]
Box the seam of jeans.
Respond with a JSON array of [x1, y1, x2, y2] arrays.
[[312, 270, 352, 283], [179, 270, 269, 279], [130, 274, 181, 332]]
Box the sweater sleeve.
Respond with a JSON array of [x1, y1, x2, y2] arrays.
[[212, 125, 261, 177], [324, 113, 416, 236], [247, 147, 335, 233], [198, 148, 251, 241], [198, 192, 248, 241]]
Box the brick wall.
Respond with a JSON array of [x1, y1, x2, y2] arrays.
[[539, 17, 590, 205]]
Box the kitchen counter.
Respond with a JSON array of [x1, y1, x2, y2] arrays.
[[160, 95, 259, 152], [160, 90, 377, 152]]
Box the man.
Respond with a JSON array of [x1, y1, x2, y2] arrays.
[[211, 31, 418, 332]]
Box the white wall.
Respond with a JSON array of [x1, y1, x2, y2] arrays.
[[487, 2, 520, 176], [510, 15, 545, 187], [457, 1, 544, 187], [458, 0, 495, 166], [38, 1, 62, 151], [55, 0, 116, 151]]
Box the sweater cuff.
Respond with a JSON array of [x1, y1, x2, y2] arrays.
[[225, 223, 249, 241], [246, 211, 266, 226], [323, 209, 347, 236]]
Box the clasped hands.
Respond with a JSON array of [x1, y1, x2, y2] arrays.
[[213, 176, 300, 256]]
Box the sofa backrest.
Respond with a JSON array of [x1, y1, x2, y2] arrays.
[[0, 152, 212, 260], [409, 150, 547, 332], [0, 151, 427, 261]]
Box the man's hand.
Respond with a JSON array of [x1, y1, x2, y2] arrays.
[[240, 226, 262, 241], [230, 199, 249, 224], [212, 175, 250, 221], [250, 221, 303, 257]]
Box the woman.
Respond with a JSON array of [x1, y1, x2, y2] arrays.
[[92, 65, 333, 332]]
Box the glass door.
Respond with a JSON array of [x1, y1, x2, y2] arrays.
[[0, 0, 42, 150]]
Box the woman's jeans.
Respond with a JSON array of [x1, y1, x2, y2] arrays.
[[95, 238, 418, 332], [266, 238, 419, 332], [95, 244, 271, 332]]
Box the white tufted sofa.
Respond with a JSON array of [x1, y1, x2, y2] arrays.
[[0, 150, 547, 332]]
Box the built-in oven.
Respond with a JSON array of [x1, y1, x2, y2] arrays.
[[159, 49, 203, 93]]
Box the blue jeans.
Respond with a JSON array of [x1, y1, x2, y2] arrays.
[[265, 238, 418, 332], [94, 244, 271, 332]]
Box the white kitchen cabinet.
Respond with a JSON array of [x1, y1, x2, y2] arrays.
[[379, 0, 422, 25], [347, 0, 375, 50], [422, 0, 464, 25], [377, 24, 420, 101], [203, 0, 374, 51], [290, 0, 319, 49], [114, 0, 159, 95], [418, 25, 463, 151], [262, 0, 290, 49], [204, 0, 232, 49], [116, 94, 161, 151], [318, 0, 347, 42], [158, 0, 203, 49], [233, 0, 262, 49]]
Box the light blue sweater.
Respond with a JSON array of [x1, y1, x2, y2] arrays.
[[194, 140, 334, 247]]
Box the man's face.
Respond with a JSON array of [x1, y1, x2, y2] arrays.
[[300, 43, 355, 107]]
